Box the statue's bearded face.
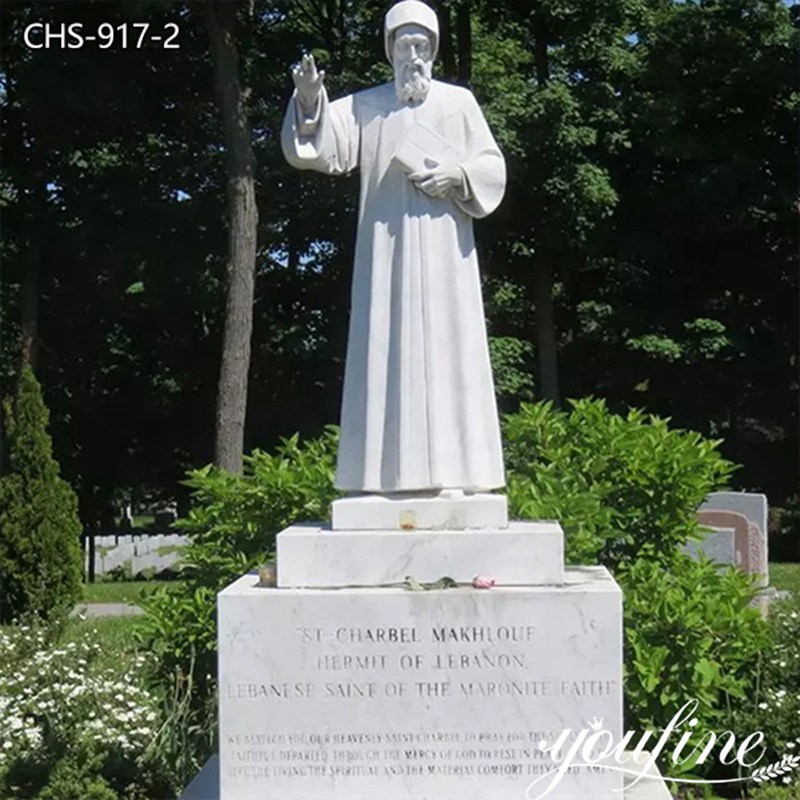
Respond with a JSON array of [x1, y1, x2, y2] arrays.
[[392, 24, 433, 102]]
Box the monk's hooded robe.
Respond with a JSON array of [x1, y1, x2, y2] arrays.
[[282, 78, 506, 492]]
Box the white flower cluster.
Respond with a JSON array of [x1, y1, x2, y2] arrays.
[[0, 625, 161, 770], [758, 687, 793, 711], [761, 601, 800, 786]]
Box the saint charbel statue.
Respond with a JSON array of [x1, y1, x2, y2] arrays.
[[282, 0, 506, 496]]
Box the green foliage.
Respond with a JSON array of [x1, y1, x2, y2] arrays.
[[625, 332, 685, 363], [504, 398, 735, 568], [489, 336, 536, 408], [504, 398, 770, 759], [61, 615, 146, 676], [626, 319, 731, 364], [749, 782, 800, 800], [577, 299, 615, 340], [136, 653, 217, 799], [577, 0, 798, 494], [25, 758, 117, 800], [0, 365, 83, 624], [139, 428, 339, 693], [728, 597, 800, 771], [471, 16, 537, 157], [485, 278, 537, 411], [621, 556, 767, 757]]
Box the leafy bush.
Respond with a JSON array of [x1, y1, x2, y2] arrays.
[[0, 365, 83, 624], [139, 428, 339, 695], [621, 556, 768, 749], [0, 624, 173, 800], [504, 398, 735, 569], [138, 430, 339, 782], [503, 399, 772, 767]]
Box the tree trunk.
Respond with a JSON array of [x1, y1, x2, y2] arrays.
[[20, 209, 40, 368], [532, 14, 560, 404], [438, 3, 457, 82], [9, 53, 41, 370], [532, 253, 560, 404], [205, 0, 259, 474], [455, 1, 472, 87]]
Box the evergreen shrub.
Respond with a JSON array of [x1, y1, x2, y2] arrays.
[[0, 365, 83, 624]]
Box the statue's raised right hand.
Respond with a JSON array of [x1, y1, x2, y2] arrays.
[[292, 53, 325, 113]]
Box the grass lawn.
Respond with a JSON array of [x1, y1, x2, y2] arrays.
[[82, 579, 184, 604], [59, 615, 147, 675], [769, 562, 800, 596]]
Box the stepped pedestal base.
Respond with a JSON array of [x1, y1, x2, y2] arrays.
[[276, 521, 564, 587]]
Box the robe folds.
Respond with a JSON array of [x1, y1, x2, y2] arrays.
[[282, 79, 506, 492]]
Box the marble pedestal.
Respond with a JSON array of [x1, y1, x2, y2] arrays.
[[276, 521, 564, 587], [218, 566, 624, 800]]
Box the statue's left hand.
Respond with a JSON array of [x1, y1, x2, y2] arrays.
[[409, 165, 464, 199]]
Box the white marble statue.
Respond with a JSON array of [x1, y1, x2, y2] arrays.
[[282, 0, 506, 494]]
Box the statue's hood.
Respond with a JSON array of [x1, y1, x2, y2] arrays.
[[384, 0, 440, 64]]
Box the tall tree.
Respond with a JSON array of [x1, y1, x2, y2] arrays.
[[2, 3, 49, 370], [1, 0, 231, 518], [205, 0, 259, 473], [472, 0, 636, 405], [530, 11, 559, 404], [606, 0, 799, 496]]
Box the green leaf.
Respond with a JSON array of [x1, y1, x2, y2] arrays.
[[426, 576, 458, 590], [125, 281, 145, 295]]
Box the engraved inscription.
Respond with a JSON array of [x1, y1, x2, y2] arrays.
[[222, 621, 620, 785]]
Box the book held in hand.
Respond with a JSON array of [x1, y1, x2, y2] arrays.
[[392, 121, 462, 174]]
